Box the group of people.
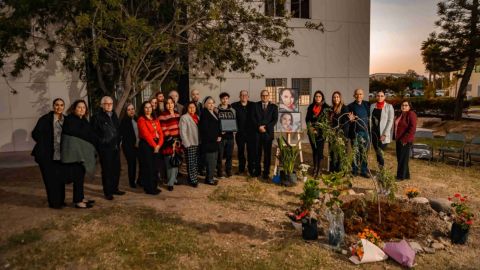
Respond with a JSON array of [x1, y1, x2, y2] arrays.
[[32, 87, 417, 210], [32, 89, 281, 209], [305, 88, 417, 180]]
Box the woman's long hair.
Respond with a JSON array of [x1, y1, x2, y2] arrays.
[[331, 91, 345, 114], [122, 103, 137, 120], [311, 90, 326, 106], [67, 99, 89, 117], [138, 101, 151, 118]]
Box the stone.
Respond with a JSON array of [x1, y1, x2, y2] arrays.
[[411, 197, 429, 204], [424, 247, 436, 254], [429, 198, 453, 214], [408, 241, 424, 253], [431, 242, 445, 250]]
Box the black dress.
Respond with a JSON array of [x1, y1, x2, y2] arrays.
[[305, 103, 331, 176], [31, 111, 66, 208]]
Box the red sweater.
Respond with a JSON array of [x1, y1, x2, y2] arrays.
[[158, 111, 181, 155], [393, 111, 417, 144], [137, 116, 164, 148]]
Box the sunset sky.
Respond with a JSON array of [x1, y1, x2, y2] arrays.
[[370, 0, 439, 75]]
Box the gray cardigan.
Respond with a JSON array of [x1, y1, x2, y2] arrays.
[[369, 102, 395, 144], [179, 114, 199, 148]]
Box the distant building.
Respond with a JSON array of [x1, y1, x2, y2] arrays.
[[449, 65, 480, 98]]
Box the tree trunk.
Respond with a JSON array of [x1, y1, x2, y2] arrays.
[[116, 68, 132, 116], [454, 0, 479, 120], [454, 58, 475, 120]]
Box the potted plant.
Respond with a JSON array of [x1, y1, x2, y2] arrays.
[[286, 178, 320, 239], [448, 193, 474, 244], [319, 172, 351, 247], [277, 136, 299, 185]]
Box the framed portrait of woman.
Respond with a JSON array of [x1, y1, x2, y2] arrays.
[[276, 112, 302, 133], [278, 88, 299, 113]]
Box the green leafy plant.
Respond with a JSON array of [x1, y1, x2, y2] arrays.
[[319, 172, 351, 210], [375, 167, 397, 202], [277, 136, 299, 175], [299, 179, 321, 210]]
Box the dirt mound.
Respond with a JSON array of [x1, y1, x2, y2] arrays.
[[341, 198, 447, 240]]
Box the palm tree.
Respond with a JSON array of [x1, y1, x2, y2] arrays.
[[421, 35, 445, 90]]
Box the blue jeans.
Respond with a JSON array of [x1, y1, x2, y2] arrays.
[[351, 131, 369, 175]]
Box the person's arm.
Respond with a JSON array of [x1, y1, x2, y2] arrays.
[[179, 116, 189, 147], [266, 105, 278, 132], [382, 104, 395, 138], [31, 115, 46, 142], [156, 119, 164, 148], [138, 117, 157, 148], [305, 104, 313, 125], [403, 111, 417, 143]]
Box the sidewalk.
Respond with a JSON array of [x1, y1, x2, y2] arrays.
[[0, 151, 36, 169]]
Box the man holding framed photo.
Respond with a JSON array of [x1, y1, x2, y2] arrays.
[[217, 92, 237, 178]]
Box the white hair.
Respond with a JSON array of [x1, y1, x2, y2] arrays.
[[101, 96, 113, 104]]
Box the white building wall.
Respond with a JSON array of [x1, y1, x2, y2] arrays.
[[0, 53, 87, 152], [191, 0, 370, 113]]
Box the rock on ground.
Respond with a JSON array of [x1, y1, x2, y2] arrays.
[[428, 198, 453, 214]]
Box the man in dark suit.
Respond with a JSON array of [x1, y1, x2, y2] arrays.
[[253, 89, 278, 180], [232, 90, 256, 176], [91, 96, 124, 200]]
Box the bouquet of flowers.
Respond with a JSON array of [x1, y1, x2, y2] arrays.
[[405, 187, 419, 199], [349, 228, 387, 264]]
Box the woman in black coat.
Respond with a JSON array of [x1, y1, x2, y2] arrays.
[[31, 98, 66, 209], [329, 91, 350, 172], [62, 100, 98, 208], [199, 96, 221, 185], [305, 90, 330, 178], [120, 103, 139, 188]]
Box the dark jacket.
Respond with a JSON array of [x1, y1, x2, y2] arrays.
[[232, 101, 255, 140], [31, 111, 56, 163], [91, 111, 120, 150], [331, 105, 350, 137], [62, 114, 98, 146], [347, 101, 370, 139], [253, 102, 278, 140], [305, 103, 331, 141], [120, 116, 137, 150], [393, 110, 417, 144], [199, 109, 221, 153]]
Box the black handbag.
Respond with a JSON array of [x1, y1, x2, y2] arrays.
[[169, 139, 183, 167]]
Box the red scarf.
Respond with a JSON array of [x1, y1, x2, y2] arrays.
[[376, 101, 385, 109], [190, 113, 199, 124], [313, 104, 322, 116]]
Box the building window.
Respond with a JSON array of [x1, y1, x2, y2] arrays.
[[141, 84, 153, 102], [265, 78, 287, 103], [265, 0, 285, 17], [292, 78, 311, 105], [291, 0, 310, 19]]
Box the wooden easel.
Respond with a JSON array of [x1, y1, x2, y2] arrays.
[[273, 132, 304, 176]]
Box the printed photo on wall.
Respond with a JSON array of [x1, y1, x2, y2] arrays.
[[278, 88, 299, 112], [276, 112, 302, 133]]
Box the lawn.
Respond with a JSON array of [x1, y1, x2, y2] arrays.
[[0, 119, 479, 269]]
